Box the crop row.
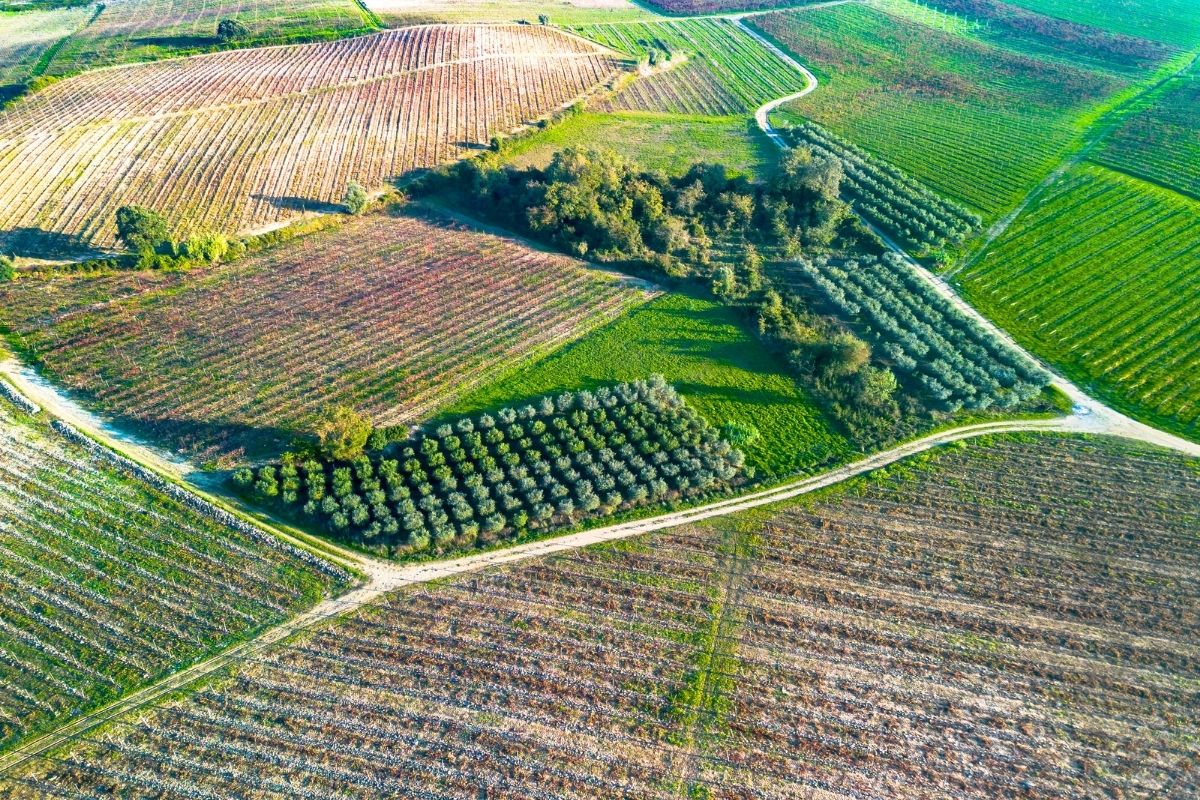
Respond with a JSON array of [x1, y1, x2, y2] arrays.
[[958, 162, 1200, 440], [0, 25, 622, 249], [576, 18, 805, 115], [750, 3, 1123, 218], [0, 212, 650, 463], [1094, 74, 1200, 199], [240, 378, 745, 558], [785, 120, 981, 254], [795, 253, 1049, 410], [0, 399, 345, 753]]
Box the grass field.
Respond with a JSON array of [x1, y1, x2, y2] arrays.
[[575, 17, 807, 115], [39, 0, 377, 76], [1094, 72, 1200, 198], [0, 7, 92, 90], [0, 210, 652, 463], [958, 162, 1200, 442], [753, 1, 1125, 219], [504, 110, 777, 178], [0, 25, 623, 252], [0, 397, 346, 753], [1006, 0, 1200, 47], [5, 433, 1197, 797], [444, 291, 853, 479], [365, 0, 655, 24]]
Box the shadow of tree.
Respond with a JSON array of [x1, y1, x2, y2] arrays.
[[0, 227, 109, 260], [251, 194, 345, 215]]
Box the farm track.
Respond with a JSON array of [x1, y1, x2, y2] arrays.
[[1, 3, 1199, 782]]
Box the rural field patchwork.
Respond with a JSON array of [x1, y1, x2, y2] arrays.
[[3, 434, 1196, 797], [0, 6, 92, 92], [0, 24, 624, 252], [0, 397, 347, 753]]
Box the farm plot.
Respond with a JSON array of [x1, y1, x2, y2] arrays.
[[1005, 0, 1200, 48], [365, 0, 652, 25], [1094, 74, 1200, 199], [0, 211, 652, 463], [0, 398, 346, 754], [0, 25, 625, 251], [39, 0, 377, 76], [3, 433, 1198, 798], [0, 7, 92, 91], [957, 162, 1200, 443], [752, 2, 1124, 218], [575, 18, 806, 115]]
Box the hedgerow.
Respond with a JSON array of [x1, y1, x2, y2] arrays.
[[237, 378, 745, 558]]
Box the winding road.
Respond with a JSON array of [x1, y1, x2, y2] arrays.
[[2, 7, 1199, 780]]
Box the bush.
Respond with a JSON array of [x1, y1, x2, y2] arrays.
[[115, 206, 169, 254], [217, 18, 250, 40], [344, 180, 369, 215], [0, 255, 14, 283], [181, 232, 229, 263], [315, 405, 373, 461]]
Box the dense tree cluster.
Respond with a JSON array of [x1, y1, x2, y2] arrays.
[[785, 122, 980, 257], [798, 253, 1050, 411], [235, 378, 745, 559], [425, 145, 857, 269]]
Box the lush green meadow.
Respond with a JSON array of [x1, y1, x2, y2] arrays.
[[503, 111, 777, 178], [574, 17, 807, 115], [753, 1, 1124, 218], [958, 162, 1200, 442], [1095, 73, 1200, 198], [445, 292, 853, 479], [1006, 0, 1200, 47]]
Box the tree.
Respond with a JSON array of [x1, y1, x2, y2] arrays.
[[0, 255, 14, 283], [343, 180, 369, 215], [216, 18, 249, 40], [115, 205, 169, 254], [719, 421, 759, 447], [822, 332, 871, 377], [315, 405, 373, 461], [855, 366, 899, 408], [538, 13, 550, 24]]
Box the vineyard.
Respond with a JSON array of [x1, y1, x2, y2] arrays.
[[365, 0, 650, 25], [575, 18, 806, 115], [0, 25, 624, 251], [38, 0, 377, 75], [1095, 74, 1200, 199], [0, 397, 346, 753], [958, 162, 1200, 442], [0, 7, 90, 90], [751, 2, 1124, 218], [241, 378, 745, 558], [1006, 0, 1200, 46], [789, 253, 1049, 410], [784, 120, 981, 257], [0, 211, 650, 462], [3, 434, 1197, 797]]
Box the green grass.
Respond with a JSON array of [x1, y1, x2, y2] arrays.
[[503, 110, 778, 179], [958, 162, 1200, 443], [367, 0, 659, 25], [752, 1, 1126, 220], [574, 17, 807, 115], [1005, 0, 1200, 48], [0, 6, 91, 86], [1094, 73, 1200, 199], [42, 0, 378, 76], [444, 291, 853, 479]]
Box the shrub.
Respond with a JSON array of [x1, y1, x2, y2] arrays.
[[344, 180, 369, 215], [115, 206, 169, 254], [315, 405, 373, 461], [216, 18, 250, 40]]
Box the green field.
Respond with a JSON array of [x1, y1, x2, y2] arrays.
[[958, 162, 1200, 442], [574, 17, 807, 115], [365, 0, 657, 25], [41, 0, 378, 76], [753, 1, 1125, 219], [1006, 0, 1200, 47], [445, 291, 853, 479], [1094, 72, 1200, 198], [0, 7, 91, 91], [504, 111, 777, 179]]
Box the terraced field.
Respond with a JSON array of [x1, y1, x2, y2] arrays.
[[3, 434, 1196, 798], [39, 0, 377, 75], [753, 1, 1124, 218], [0, 25, 623, 252], [0, 211, 652, 463], [0, 397, 347, 753], [957, 163, 1200, 442], [1095, 72, 1200, 198], [575, 17, 806, 115]]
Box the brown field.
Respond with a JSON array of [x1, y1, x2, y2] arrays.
[[0, 25, 624, 253], [0, 210, 654, 462], [3, 434, 1196, 798]]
